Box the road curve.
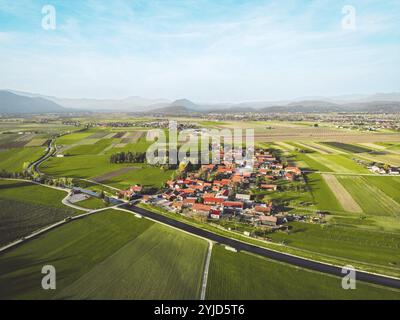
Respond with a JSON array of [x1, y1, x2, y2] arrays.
[[125, 204, 400, 290], [28, 139, 55, 174]]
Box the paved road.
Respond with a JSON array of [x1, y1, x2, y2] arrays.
[[28, 139, 55, 174], [125, 204, 400, 290]]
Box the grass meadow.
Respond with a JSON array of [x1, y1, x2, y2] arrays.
[[206, 245, 400, 300], [0, 147, 45, 172], [268, 221, 400, 270], [0, 209, 207, 300], [0, 180, 77, 246]]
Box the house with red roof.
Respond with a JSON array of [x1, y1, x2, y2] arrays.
[[192, 203, 212, 213], [223, 201, 244, 209], [260, 184, 278, 191], [255, 205, 271, 214], [183, 198, 196, 207], [285, 166, 302, 175], [259, 215, 278, 226], [203, 197, 225, 205], [210, 209, 221, 220]]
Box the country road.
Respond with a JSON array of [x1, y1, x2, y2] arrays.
[[28, 138, 55, 174], [125, 204, 400, 290]]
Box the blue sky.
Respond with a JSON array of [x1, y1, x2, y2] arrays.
[[0, 0, 399, 101]]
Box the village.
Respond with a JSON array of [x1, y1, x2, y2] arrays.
[[118, 148, 304, 233]]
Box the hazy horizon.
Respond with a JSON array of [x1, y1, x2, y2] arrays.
[[1, 0, 399, 101], [4, 88, 400, 105]]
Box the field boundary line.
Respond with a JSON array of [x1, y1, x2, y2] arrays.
[[200, 241, 213, 300], [0, 201, 125, 254]]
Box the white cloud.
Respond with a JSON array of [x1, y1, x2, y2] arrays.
[[0, 0, 399, 101]]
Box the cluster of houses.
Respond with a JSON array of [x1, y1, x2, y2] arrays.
[[369, 165, 399, 175], [135, 149, 303, 228]]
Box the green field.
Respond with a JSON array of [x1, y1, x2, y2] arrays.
[[75, 196, 109, 209], [108, 136, 152, 153], [338, 176, 400, 217], [42, 133, 167, 189], [66, 138, 115, 156], [0, 209, 208, 300], [322, 142, 373, 154], [0, 180, 77, 246], [103, 165, 175, 189], [41, 154, 129, 178], [268, 221, 400, 270], [306, 154, 369, 173], [364, 176, 400, 204], [295, 153, 332, 172], [206, 245, 400, 299], [305, 173, 344, 212], [55, 131, 96, 145], [42, 155, 173, 189], [0, 147, 44, 172]]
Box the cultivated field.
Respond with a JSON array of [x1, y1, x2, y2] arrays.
[[206, 245, 400, 300], [338, 176, 400, 217], [0, 147, 45, 172], [0, 180, 78, 246], [1, 117, 400, 299], [322, 174, 362, 213], [219, 121, 400, 142], [0, 209, 208, 300]]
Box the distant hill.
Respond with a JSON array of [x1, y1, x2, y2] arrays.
[[147, 99, 201, 114], [169, 99, 199, 110], [3, 89, 400, 114], [259, 100, 346, 113], [259, 100, 400, 113], [7, 90, 170, 111], [0, 91, 68, 114], [147, 99, 400, 114], [345, 101, 400, 113]]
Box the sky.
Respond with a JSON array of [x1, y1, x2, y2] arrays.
[[0, 0, 399, 102]]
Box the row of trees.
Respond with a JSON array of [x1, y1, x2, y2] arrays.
[[0, 169, 32, 179], [110, 151, 146, 164]]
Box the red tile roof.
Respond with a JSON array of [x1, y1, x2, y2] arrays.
[[259, 215, 277, 223], [182, 188, 195, 194], [183, 198, 196, 205], [223, 201, 244, 208], [192, 203, 212, 212], [260, 184, 277, 190], [203, 197, 225, 204], [255, 205, 271, 213]]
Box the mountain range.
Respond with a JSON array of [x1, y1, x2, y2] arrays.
[[1, 89, 400, 114], [0, 91, 68, 114]]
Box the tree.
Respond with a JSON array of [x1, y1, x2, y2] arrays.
[[22, 162, 30, 171], [179, 161, 188, 173]]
